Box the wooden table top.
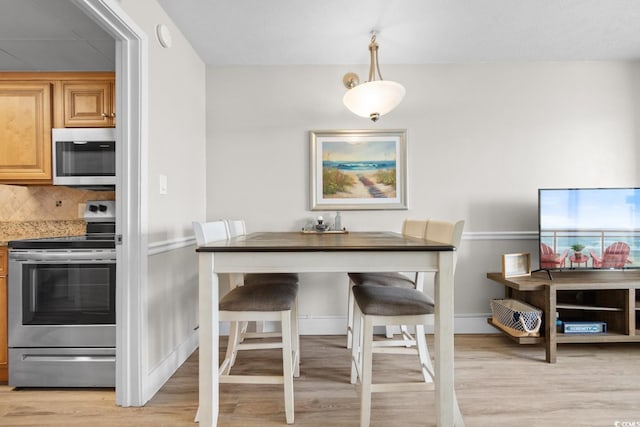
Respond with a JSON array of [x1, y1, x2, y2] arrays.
[[196, 231, 456, 253]]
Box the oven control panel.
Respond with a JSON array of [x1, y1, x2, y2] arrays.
[[84, 200, 115, 222]]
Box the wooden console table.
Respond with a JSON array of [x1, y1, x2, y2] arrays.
[[487, 270, 640, 363]]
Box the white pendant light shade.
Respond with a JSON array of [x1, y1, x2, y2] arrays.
[[342, 33, 405, 122], [343, 80, 405, 121]]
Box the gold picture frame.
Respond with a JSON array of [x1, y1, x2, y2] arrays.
[[502, 252, 531, 278]]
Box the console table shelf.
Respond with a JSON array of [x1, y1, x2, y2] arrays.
[[556, 332, 635, 343], [486, 318, 543, 344], [487, 270, 640, 363], [555, 303, 622, 311]]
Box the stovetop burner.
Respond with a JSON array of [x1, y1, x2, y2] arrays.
[[9, 200, 117, 250]]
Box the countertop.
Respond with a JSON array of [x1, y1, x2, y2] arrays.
[[0, 220, 86, 246]]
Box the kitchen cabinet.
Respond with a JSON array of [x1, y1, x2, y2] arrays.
[[62, 80, 115, 127], [0, 72, 115, 184], [0, 246, 7, 382], [0, 82, 53, 183]]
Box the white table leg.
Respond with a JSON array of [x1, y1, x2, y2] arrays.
[[198, 253, 219, 426], [434, 251, 455, 426]]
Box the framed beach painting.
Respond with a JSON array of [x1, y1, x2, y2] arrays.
[[309, 129, 408, 210]]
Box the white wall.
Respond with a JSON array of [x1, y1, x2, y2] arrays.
[[206, 62, 639, 332], [120, 0, 206, 397]]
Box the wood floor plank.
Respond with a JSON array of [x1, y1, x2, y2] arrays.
[[0, 335, 638, 426]]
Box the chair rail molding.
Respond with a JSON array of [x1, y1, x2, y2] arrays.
[[148, 236, 196, 256], [463, 231, 538, 241]]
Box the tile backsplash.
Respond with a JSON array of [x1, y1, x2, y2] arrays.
[[0, 184, 115, 221]]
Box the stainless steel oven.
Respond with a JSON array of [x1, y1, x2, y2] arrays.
[[7, 201, 117, 387]]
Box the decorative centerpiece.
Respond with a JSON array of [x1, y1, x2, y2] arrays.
[[314, 216, 328, 232], [301, 214, 348, 234]]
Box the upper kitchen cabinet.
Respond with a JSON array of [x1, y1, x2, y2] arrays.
[[62, 80, 115, 128], [0, 72, 115, 184], [0, 81, 52, 183]]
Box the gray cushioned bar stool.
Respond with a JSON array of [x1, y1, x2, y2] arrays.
[[219, 281, 300, 425], [192, 220, 300, 424], [346, 219, 464, 349], [346, 219, 428, 347], [224, 219, 299, 345], [350, 285, 464, 427]]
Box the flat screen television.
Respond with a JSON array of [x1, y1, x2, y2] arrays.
[[538, 187, 640, 270]]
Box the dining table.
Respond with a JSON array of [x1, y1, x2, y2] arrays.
[[196, 231, 459, 426]]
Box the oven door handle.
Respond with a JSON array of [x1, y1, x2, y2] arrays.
[[22, 354, 116, 363], [10, 251, 116, 262]]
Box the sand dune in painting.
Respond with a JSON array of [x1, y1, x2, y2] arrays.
[[325, 169, 396, 199]]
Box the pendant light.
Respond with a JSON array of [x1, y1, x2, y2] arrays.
[[343, 33, 405, 122]]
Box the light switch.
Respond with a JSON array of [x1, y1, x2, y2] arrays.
[[159, 174, 168, 194]]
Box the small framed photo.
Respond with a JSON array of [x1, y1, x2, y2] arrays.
[[502, 253, 531, 278], [309, 129, 408, 211]]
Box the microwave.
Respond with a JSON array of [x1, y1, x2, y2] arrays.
[[52, 128, 116, 187]]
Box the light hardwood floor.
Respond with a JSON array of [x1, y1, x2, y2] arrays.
[[1, 335, 638, 426]]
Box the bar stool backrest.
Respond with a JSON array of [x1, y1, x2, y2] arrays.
[[401, 219, 428, 239], [424, 219, 465, 269], [192, 220, 228, 246], [225, 219, 247, 238]]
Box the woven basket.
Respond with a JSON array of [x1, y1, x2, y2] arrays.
[[491, 299, 542, 337]]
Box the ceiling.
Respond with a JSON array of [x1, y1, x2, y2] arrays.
[[0, 0, 114, 71], [158, 0, 640, 65], [2, 0, 640, 71]]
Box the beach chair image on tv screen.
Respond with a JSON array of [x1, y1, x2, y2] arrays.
[[590, 242, 632, 269], [540, 242, 568, 269]]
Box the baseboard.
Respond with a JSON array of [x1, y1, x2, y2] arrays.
[[142, 329, 199, 404], [450, 313, 497, 334]]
